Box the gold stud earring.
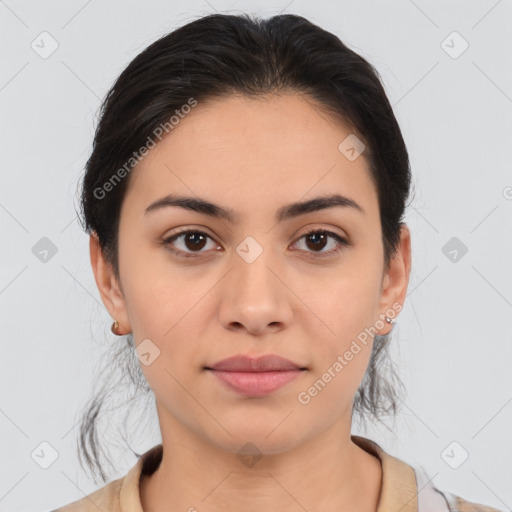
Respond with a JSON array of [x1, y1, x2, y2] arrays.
[[111, 320, 120, 335]]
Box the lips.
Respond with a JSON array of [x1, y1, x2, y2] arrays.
[[204, 355, 307, 396], [205, 354, 306, 372]]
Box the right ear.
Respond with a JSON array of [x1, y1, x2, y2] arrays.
[[89, 232, 131, 333]]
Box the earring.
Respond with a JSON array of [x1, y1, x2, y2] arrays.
[[111, 320, 121, 335], [111, 319, 132, 336], [379, 315, 395, 335]]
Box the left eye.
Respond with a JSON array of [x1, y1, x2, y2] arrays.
[[294, 229, 349, 257], [162, 229, 348, 258]]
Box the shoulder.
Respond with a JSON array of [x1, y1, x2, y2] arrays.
[[49, 444, 162, 512], [414, 463, 504, 512], [415, 463, 504, 512], [440, 491, 505, 512], [49, 476, 124, 512], [351, 435, 503, 512]]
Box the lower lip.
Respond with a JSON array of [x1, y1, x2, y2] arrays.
[[208, 370, 304, 396]]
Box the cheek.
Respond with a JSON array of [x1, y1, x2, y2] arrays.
[[119, 245, 194, 337], [298, 290, 376, 415], [304, 264, 381, 392], [296, 337, 374, 421], [121, 274, 206, 372], [315, 268, 382, 340]]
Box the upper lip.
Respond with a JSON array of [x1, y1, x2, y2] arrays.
[[206, 354, 306, 372]]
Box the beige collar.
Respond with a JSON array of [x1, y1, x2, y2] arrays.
[[351, 435, 418, 512]]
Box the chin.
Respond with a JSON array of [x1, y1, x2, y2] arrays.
[[205, 423, 304, 457]]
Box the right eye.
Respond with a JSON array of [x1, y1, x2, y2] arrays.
[[162, 229, 221, 258]]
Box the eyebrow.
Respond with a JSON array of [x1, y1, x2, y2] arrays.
[[144, 193, 365, 222]]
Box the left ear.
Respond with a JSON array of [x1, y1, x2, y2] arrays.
[[377, 223, 412, 334]]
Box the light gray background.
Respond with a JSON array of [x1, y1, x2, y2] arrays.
[[1, 1, 511, 511]]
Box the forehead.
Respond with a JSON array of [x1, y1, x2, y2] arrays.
[[122, 92, 378, 222]]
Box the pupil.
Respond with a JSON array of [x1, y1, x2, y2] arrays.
[[186, 233, 206, 250], [308, 232, 326, 251]]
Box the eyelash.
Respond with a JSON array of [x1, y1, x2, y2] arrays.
[[162, 228, 349, 259]]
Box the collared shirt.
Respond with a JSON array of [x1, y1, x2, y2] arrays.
[[51, 435, 503, 512]]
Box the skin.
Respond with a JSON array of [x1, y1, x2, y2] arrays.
[[90, 91, 411, 512]]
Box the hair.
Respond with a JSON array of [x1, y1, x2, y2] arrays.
[[75, 12, 413, 484]]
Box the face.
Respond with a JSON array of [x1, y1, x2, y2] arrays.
[[90, 92, 411, 456]]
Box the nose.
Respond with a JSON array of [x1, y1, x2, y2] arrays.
[[218, 247, 294, 336]]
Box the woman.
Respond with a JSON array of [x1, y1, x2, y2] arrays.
[[52, 12, 501, 512]]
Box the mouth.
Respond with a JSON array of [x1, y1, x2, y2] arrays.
[[205, 354, 307, 372], [204, 354, 307, 397]]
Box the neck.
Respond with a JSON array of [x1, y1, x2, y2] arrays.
[[140, 421, 382, 512]]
